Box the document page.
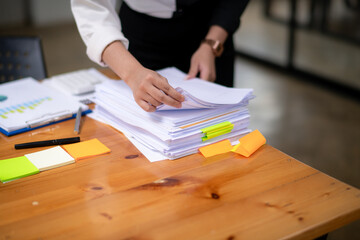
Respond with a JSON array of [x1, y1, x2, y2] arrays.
[[0, 78, 88, 134], [156, 67, 253, 110]]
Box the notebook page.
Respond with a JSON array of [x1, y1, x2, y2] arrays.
[[0, 78, 88, 132]]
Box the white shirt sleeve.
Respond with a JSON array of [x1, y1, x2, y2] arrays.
[[71, 0, 129, 66]]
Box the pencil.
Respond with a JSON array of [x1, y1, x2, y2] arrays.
[[74, 107, 82, 134]]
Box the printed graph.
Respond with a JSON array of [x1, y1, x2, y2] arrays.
[[0, 97, 52, 119]]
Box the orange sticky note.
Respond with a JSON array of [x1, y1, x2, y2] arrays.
[[199, 140, 233, 158], [62, 138, 111, 160], [231, 129, 266, 157]]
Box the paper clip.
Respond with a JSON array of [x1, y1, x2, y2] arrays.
[[26, 110, 73, 128]]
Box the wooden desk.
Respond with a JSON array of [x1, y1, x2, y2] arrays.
[[0, 72, 359, 239]]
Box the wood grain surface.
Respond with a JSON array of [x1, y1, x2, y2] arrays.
[[0, 70, 359, 240]]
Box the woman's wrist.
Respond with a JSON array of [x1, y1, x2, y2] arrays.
[[205, 25, 228, 44], [199, 42, 216, 58]]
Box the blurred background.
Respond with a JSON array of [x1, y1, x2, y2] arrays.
[[0, 0, 359, 239]]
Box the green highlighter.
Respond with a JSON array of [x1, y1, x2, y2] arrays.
[[0, 156, 39, 183]]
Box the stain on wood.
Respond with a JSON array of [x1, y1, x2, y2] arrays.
[[82, 183, 105, 192], [125, 154, 139, 159], [283, 202, 293, 207], [211, 193, 220, 199], [100, 212, 112, 220], [265, 202, 279, 209], [135, 178, 182, 190], [322, 192, 330, 197], [80, 183, 108, 199]]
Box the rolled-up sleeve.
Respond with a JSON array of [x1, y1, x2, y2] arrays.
[[71, 0, 129, 66], [209, 0, 250, 34]]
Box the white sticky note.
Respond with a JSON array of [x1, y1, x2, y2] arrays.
[[25, 146, 75, 171]]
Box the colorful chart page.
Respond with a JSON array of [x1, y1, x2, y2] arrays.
[[0, 78, 89, 135], [62, 138, 111, 160], [25, 146, 75, 171], [0, 156, 39, 183]]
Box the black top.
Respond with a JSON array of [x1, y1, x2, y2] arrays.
[[176, 0, 250, 34]]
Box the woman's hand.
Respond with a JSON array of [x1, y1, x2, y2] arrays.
[[126, 67, 184, 112], [102, 41, 184, 112], [186, 25, 228, 82], [186, 43, 216, 82]]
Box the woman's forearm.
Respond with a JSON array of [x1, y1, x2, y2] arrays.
[[102, 40, 142, 84]]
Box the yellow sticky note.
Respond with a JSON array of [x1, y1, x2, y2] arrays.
[[231, 129, 266, 157], [199, 140, 233, 158], [62, 138, 111, 160]]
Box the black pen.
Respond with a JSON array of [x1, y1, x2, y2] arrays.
[[15, 137, 80, 149]]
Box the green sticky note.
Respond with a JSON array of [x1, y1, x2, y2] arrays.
[[0, 156, 39, 182], [201, 121, 233, 133], [201, 121, 234, 141], [202, 127, 233, 141]]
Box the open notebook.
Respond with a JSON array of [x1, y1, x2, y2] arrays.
[[0, 78, 91, 136]]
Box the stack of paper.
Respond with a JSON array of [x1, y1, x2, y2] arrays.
[[91, 67, 254, 161]]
